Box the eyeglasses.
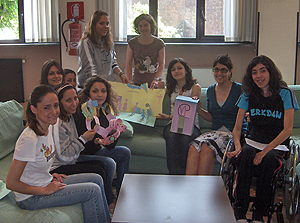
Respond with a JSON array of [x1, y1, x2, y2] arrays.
[[212, 68, 229, 74]]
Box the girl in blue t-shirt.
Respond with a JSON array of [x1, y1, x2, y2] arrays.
[[228, 55, 299, 222]]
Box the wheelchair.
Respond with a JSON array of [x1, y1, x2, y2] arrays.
[[220, 138, 300, 223]]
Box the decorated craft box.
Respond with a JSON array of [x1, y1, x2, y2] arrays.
[[171, 95, 199, 136]]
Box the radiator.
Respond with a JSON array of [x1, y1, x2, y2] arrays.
[[0, 59, 24, 103]]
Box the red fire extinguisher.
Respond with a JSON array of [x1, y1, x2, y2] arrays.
[[62, 19, 82, 56]]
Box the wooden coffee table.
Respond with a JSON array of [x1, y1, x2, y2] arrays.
[[112, 174, 236, 223]]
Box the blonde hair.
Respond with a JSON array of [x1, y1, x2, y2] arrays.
[[81, 10, 113, 51]]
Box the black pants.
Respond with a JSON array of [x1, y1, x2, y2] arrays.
[[163, 123, 201, 175], [234, 144, 285, 216]]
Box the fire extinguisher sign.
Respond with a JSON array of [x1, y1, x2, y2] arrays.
[[67, 2, 84, 20]]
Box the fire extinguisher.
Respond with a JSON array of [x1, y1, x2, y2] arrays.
[[62, 19, 82, 56]]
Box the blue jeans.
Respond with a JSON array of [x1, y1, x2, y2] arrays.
[[163, 123, 201, 174], [16, 173, 110, 223], [78, 154, 116, 204], [95, 146, 131, 195]]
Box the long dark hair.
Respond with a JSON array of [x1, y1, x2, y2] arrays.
[[166, 58, 196, 96], [213, 55, 233, 81], [40, 59, 64, 86], [54, 83, 77, 122], [77, 76, 119, 115], [81, 10, 113, 51], [242, 55, 287, 99], [26, 85, 57, 136]]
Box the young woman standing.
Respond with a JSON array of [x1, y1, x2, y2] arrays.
[[125, 13, 165, 88], [77, 10, 129, 90]]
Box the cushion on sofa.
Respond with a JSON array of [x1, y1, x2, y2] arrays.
[[0, 100, 24, 160], [289, 85, 300, 128]]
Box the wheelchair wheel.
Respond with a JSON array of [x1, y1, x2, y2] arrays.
[[284, 142, 300, 220], [220, 139, 236, 203]]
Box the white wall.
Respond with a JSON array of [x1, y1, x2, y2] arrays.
[[59, 0, 97, 71], [258, 0, 299, 84]]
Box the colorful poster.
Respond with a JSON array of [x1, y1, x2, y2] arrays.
[[110, 82, 166, 127]]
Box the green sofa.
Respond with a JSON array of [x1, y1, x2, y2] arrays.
[[119, 86, 223, 175], [120, 85, 300, 175], [0, 100, 83, 223], [1, 85, 299, 222]]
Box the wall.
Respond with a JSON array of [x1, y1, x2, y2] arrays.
[[257, 0, 299, 85], [0, 44, 60, 104], [0, 0, 299, 106], [59, 0, 97, 71]]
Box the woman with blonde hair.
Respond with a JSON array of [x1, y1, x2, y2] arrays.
[[77, 10, 129, 90]]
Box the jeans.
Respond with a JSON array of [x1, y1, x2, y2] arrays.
[[163, 123, 201, 175], [95, 146, 131, 195], [78, 155, 116, 204], [16, 173, 110, 223], [50, 160, 109, 204]]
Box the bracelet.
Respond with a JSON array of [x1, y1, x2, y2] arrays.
[[118, 70, 124, 77], [154, 77, 162, 81]]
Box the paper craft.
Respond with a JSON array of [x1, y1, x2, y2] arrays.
[[81, 99, 127, 143], [110, 82, 166, 127], [171, 95, 199, 135]]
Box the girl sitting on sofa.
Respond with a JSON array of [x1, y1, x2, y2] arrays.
[[157, 58, 201, 175], [6, 84, 110, 223], [51, 82, 116, 213], [75, 76, 131, 196], [40, 59, 64, 88], [186, 55, 247, 175]]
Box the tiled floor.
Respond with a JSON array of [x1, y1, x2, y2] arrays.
[[246, 187, 300, 223]]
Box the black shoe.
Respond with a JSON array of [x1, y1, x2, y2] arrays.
[[234, 206, 246, 221], [252, 208, 264, 223]]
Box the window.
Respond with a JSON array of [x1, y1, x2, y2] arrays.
[[127, 0, 224, 43], [126, 0, 257, 43], [0, 0, 24, 43], [0, 0, 59, 44]]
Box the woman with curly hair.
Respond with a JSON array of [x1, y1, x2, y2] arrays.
[[75, 76, 131, 198], [77, 10, 129, 90], [157, 58, 201, 174]]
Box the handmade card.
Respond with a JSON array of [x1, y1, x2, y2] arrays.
[[171, 95, 199, 135], [110, 82, 166, 127]]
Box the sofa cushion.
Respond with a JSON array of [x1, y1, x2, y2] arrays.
[[0, 100, 24, 160], [120, 120, 134, 138], [289, 85, 300, 128]]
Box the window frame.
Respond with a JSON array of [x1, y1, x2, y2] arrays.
[[0, 0, 24, 44], [128, 0, 224, 43]]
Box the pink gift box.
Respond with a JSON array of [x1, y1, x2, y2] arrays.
[[171, 95, 199, 136]]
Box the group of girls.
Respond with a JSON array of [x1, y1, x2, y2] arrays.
[[157, 54, 298, 222], [6, 7, 300, 223], [6, 56, 131, 222]]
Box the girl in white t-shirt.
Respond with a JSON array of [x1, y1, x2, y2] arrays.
[[6, 84, 110, 223]]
